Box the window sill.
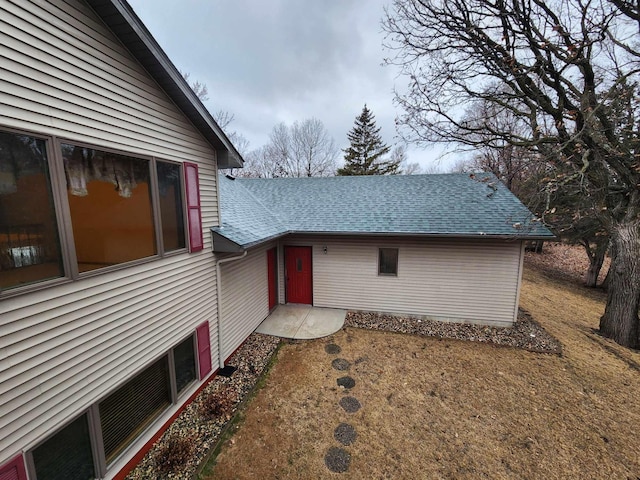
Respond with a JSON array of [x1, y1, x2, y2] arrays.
[[1, 249, 191, 299]]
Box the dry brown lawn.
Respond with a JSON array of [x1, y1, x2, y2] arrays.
[[202, 267, 640, 479]]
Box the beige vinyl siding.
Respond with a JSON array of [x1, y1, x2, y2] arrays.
[[0, 0, 220, 471], [219, 244, 273, 361], [0, 0, 215, 166], [279, 236, 523, 327]]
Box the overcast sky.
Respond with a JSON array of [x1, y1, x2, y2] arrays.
[[128, 0, 455, 171]]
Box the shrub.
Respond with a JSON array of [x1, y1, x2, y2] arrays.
[[153, 432, 194, 474], [198, 389, 238, 420]]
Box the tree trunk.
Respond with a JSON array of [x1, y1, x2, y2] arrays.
[[601, 239, 617, 291], [599, 222, 640, 349], [583, 238, 608, 288]]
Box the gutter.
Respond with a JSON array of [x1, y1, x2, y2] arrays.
[[215, 250, 247, 368]]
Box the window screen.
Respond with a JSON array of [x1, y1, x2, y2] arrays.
[[0, 131, 63, 290], [31, 414, 95, 480], [173, 336, 196, 395], [99, 356, 171, 464], [378, 248, 399, 276]]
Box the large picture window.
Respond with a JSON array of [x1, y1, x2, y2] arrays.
[[61, 144, 157, 272], [0, 129, 195, 294], [0, 131, 63, 290]]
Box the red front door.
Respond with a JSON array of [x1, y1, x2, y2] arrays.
[[267, 247, 277, 310], [285, 246, 312, 304]]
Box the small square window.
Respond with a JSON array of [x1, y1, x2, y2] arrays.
[[378, 248, 398, 276]]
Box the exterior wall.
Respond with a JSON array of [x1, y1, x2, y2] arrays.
[[219, 243, 275, 361], [0, 0, 220, 475], [279, 235, 524, 326]]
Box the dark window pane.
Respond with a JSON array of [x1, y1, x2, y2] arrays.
[[378, 248, 398, 276], [0, 131, 63, 290], [32, 414, 95, 480], [174, 336, 196, 395], [157, 161, 185, 251], [297, 258, 302, 272], [61, 144, 156, 272], [99, 357, 171, 464]]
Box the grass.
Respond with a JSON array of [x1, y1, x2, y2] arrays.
[[201, 267, 640, 479]]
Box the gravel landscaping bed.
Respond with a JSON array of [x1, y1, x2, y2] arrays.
[[125, 333, 280, 480], [344, 308, 562, 354]]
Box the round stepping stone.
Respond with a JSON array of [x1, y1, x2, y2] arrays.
[[337, 376, 356, 389], [325, 343, 341, 354], [339, 396, 361, 413], [325, 446, 350, 473], [334, 423, 357, 446], [332, 358, 351, 371]]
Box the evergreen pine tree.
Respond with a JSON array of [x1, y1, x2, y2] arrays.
[[337, 104, 399, 175]]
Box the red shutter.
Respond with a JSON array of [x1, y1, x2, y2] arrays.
[[196, 321, 212, 379], [0, 454, 27, 480], [184, 162, 203, 252]]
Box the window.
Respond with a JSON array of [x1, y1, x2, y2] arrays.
[[184, 162, 203, 252], [378, 248, 398, 276], [31, 414, 95, 480], [0, 129, 197, 294], [157, 161, 186, 251], [99, 356, 171, 465], [61, 144, 156, 273], [26, 334, 200, 478], [0, 131, 63, 290], [173, 335, 196, 395]]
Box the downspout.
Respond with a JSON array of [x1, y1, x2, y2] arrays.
[[215, 250, 247, 368]]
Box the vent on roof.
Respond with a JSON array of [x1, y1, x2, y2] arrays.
[[225, 174, 236, 180]]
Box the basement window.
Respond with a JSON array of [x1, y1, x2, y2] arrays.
[[378, 248, 398, 276], [173, 335, 197, 395], [26, 331, 206, 478], [31, 414, 96, 480], [98, 356, 171, 465]]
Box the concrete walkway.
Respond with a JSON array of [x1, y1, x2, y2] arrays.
[[255, 304, 346, 339]]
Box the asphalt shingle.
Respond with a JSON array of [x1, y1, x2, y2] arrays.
[[211, 173, 554, 250]]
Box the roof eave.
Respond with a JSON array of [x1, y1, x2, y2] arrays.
[[211, 231, 245, 253], [288, 231, 557, 241], [86, 0, 244, 169], [209, 228, 556, 251]]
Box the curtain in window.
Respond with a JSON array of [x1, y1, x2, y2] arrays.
[[63, 146, 147, 198]]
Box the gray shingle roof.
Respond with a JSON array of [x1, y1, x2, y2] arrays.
[[211, 173, 554, 251]]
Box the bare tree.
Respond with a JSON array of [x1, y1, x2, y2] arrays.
[[181, 71, 209, 102], [290, 118, 339, 177], [261, 119, 338, 177], [212, 110, 234, 130], [233, 146, 283, 178], [384, 0, 640, 347], [390, 144, 423, 174]]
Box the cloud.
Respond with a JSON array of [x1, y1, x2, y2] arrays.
[[129, 0, 451, 168]]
